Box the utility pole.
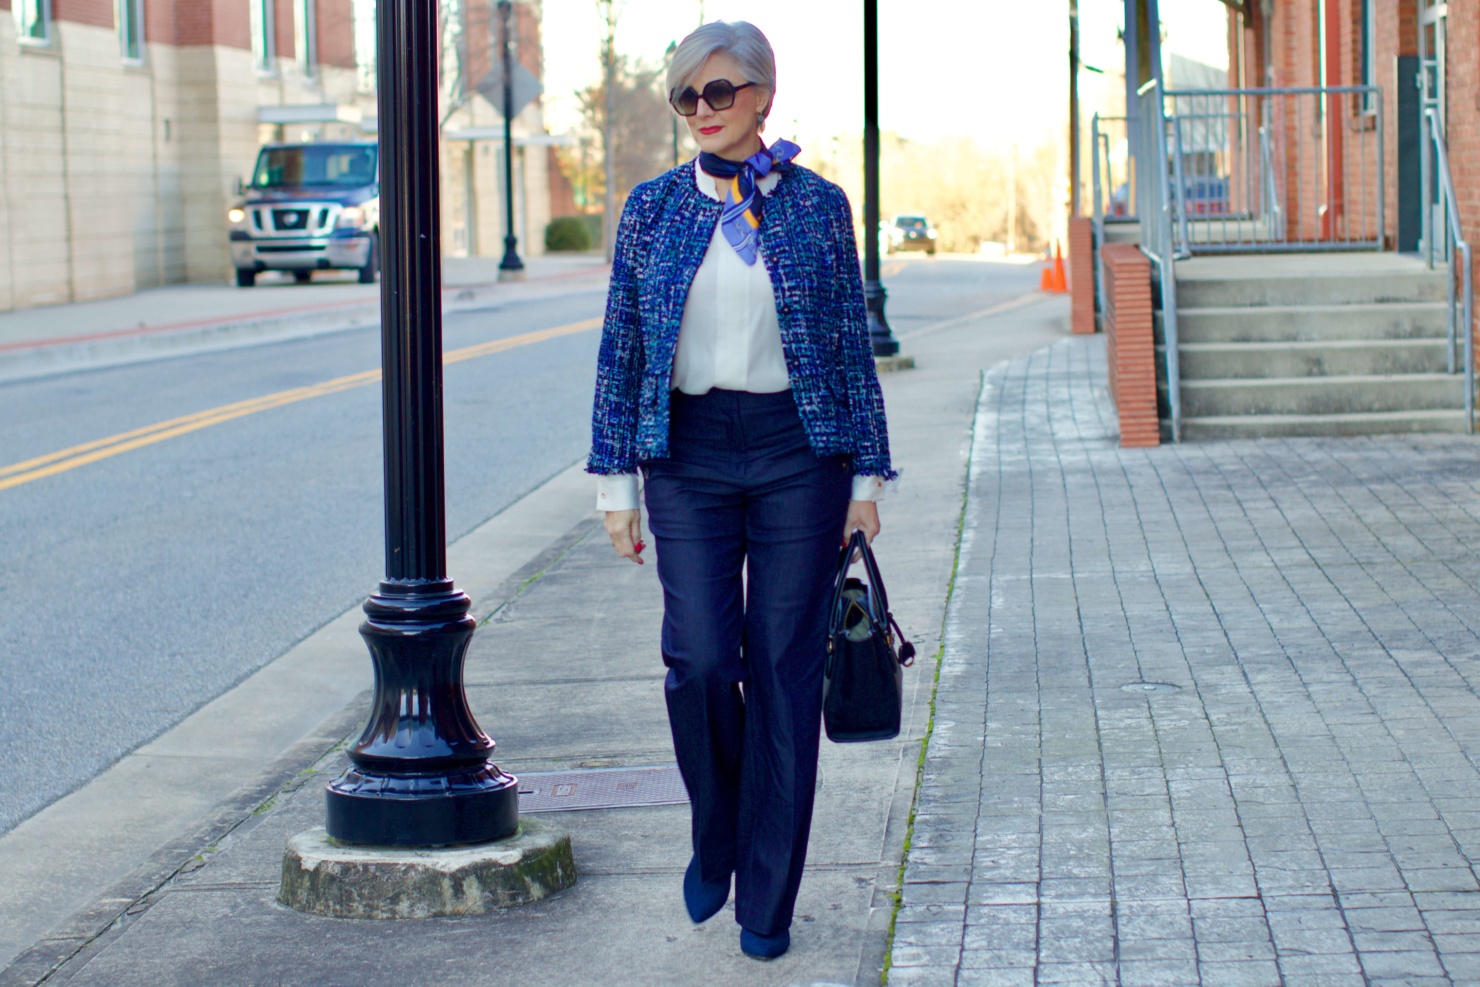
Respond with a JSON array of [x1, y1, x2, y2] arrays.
[[600, 0, 617, 263], [497, 0, 525, 280], [1069, 0, 1081, 217]]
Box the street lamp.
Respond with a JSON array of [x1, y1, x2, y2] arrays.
[[324, 0, 519, 847], [497, 0, 525, 280], [862, 0, 899, 357]]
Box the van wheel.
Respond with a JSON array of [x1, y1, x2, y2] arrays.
[[236, 269, 255, 288], [358, 234, 379, 284], [293, 271, 312, 284]]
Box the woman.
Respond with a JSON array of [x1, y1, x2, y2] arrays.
[[587, 20, 895, 961]]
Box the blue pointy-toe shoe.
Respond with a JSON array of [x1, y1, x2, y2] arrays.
[[682, 855, 730, 924], [740, 926, 791, 960]]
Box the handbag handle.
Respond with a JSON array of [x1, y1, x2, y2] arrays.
[[828, 529, 890, 635]]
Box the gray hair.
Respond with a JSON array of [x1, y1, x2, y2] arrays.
[[667, 21, 777, 122]]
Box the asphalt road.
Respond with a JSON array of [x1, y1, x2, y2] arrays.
[[0, 255, 1043, 834]]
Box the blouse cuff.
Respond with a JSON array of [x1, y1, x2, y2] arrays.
[[851, 474, 888, 502], [597, 473, 640, 512]]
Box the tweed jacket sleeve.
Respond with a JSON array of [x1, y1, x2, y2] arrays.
[[587, 192, 649, 475], [826, 186, 898, 481]]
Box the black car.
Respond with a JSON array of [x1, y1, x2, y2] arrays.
[[887, 214, 937, 255]]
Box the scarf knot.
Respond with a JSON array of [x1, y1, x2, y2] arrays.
[[698, 138, 801, 265]]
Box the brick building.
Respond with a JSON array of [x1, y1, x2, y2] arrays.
[[0, 0, 556, 313], [1227, 0, 1477, 265]]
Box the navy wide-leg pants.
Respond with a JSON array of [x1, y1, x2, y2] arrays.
[[642, 389, 851, 937]]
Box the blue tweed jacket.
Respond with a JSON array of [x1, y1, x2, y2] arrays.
[[587, 161, 896, 480]]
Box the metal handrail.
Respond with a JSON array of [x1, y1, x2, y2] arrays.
[[1161, 85, 1382, 254], [1258, 124, 1284, 242], [1091, 114, 1127, 329], [1137, 79, 1182, 441], [1424, 108, 1475, 433]]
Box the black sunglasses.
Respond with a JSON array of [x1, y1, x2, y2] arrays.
[[669, 79, 758, 116]]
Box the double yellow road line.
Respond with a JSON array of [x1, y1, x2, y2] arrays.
[[0, 317, 601, 494]]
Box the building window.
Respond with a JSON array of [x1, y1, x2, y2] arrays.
[[295, 0, 317, 78], [15, 0, 52, 46], [116, 0, 144, 62], [353, 0, 377, 92], [251, 0, 275, 73]]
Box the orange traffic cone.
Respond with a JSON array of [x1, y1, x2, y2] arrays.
[[1041, 241, 1069, 293]]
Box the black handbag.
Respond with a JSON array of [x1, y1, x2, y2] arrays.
[[822, 530, 915, 742]]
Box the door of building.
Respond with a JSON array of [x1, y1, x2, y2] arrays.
[[1418, 0, 1447, 258]]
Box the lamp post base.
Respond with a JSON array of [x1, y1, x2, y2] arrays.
[[280, 818, 575, 918], [326, 763, 519, 847], [325, 584, 518, 847], [499, 236, 525, 281], [864, 279, 900, 357]]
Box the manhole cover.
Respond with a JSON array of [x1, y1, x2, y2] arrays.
[[517, 765, 688, 813], [1121, 681, 1181, 694]]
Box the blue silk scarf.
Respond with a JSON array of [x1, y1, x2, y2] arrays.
[[697, 138, 801, 265]]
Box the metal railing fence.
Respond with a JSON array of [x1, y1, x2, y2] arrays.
[[1157, 86, 1383, 255], [1423, 108, 1475, 434], [1091, 113, 1132, 328], [1136, 80, 1182, 442]]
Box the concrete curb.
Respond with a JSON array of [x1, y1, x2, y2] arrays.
[[0, 267, 609, 385], [0, 460, 597, 980]]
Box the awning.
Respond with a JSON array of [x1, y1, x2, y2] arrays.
[[441, 128, 578, 147], [257, 103, 364, 125]]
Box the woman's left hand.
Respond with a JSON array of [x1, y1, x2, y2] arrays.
[[843, 500, 881, 546]]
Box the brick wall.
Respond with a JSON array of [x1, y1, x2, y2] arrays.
[[52, 0, 112, 28], [316, 0, 354, 68], [1101, 243, 1160, 448], [1069, 215, 1095, 335]]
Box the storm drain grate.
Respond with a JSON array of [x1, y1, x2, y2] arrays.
[[517, 765, 689, 813]]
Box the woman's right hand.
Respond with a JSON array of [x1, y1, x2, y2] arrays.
[[604, 509, 645, 565]]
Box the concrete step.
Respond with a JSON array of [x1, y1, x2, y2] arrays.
[[1175, 373, 1463, 418], [1161, 302, 1451, 344], [1102, 221, 1141, 244], [1168, 339, 1458, 379], [1180, 409, 1470, 440], [1173, 254, 1448, 307]]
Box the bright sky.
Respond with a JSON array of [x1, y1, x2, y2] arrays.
[[541, 0, 1230, 153]]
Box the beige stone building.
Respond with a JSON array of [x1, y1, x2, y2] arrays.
[[0, 0, 556, 313]]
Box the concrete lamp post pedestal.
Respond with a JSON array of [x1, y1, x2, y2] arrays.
[[279, 821, 575, 919]]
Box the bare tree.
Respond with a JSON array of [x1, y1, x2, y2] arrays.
[[576, 53, 680, 257]]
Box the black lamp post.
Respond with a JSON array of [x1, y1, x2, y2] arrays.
[[497, 0, 525, 278], [324, 0, 519, 847], [862, 0, 898, 357]]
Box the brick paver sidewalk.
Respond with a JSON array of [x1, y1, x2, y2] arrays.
[[891, 336, 1480, 987]]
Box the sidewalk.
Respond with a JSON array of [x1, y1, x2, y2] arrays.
[[0, 292, 1070, 986], [0, 253, 609, 382], [19, 293, 1480, 986], [892, 338, 1480, 986]]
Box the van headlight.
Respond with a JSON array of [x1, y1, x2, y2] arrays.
[[337, 206, 366, 230], [227, 207, 246, 225]]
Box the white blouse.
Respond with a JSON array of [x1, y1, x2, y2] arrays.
[[596, 160, 886, 512]]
